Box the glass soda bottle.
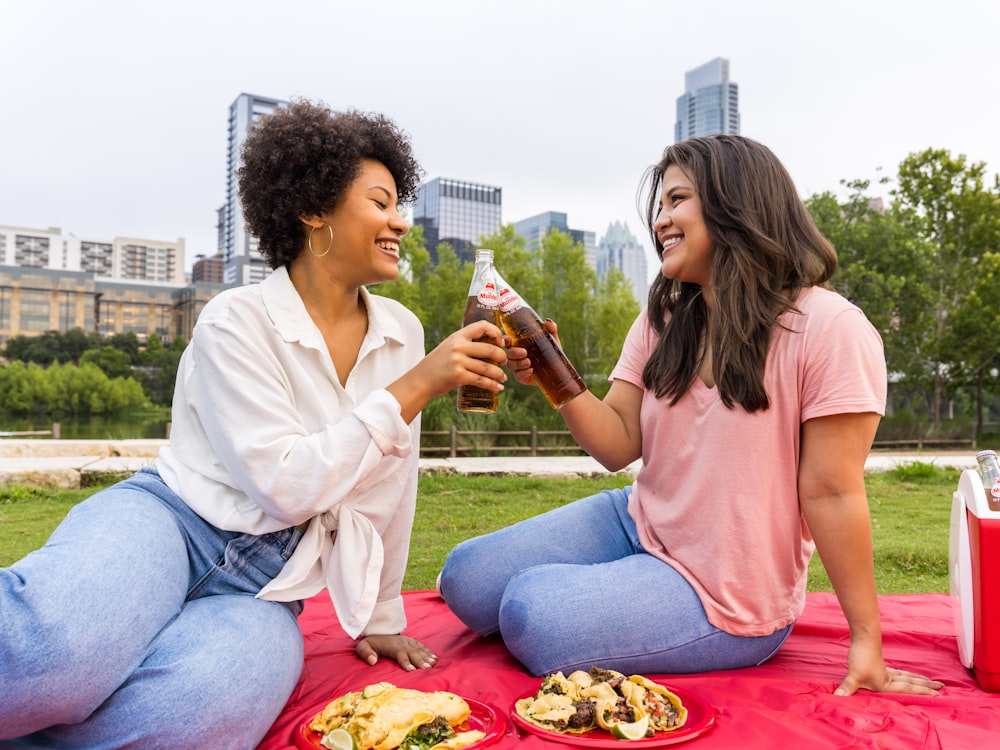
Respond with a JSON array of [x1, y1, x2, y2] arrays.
[[975, 449, 1000, 513], [457, 249, 501, 413], [493, 267, 587, 409]]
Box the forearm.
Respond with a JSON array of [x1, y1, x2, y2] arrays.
[[801, 491, 882, 646], [559, 389, 642, 471]]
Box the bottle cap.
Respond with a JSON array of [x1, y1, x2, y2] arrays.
[[976, 450, 998, 461]]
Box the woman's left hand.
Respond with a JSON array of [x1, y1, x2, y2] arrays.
[[834, 642, 943, 696], [355, 634, 438, 671]]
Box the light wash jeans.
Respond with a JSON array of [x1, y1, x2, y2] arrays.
[[439, 486, 792, 676], [0, 468, 305, 749]]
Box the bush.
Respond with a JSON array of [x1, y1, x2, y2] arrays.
[[0, 361, 149, 416]]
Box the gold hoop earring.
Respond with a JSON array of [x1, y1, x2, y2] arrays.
[[308, 223, 333, 258]]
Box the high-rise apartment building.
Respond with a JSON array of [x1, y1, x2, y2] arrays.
[[596, 221, 649, 303], [674, 57, 740, 141], [512, 211, 597, 270], [221, 93, 287, 285], [0, 225, 185, 285], [413, 177, 502, 264]]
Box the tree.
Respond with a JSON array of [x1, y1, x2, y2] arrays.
[[892, 148, 1000, 428], [80, 347, 134, 380], [806, 181, 937, 418], [107, 331, 141, 363], [137, 332, 185, 406], [588, 267, 641, 393], [2, 329, 101, 365]]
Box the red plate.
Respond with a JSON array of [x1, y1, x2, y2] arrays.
[[292, 696, 505, 750], [510, 685, 716, 747]]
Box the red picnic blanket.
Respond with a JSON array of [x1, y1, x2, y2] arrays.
[[258, 590, 1000, 750]]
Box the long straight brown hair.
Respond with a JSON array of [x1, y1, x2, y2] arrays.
[[641, 136, 838, 412]]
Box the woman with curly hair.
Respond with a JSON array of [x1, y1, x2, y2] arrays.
[[439, 135, 943, 698], [0, 100, 508, 748]]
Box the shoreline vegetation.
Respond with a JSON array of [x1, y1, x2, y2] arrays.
[[1, 462, 958, 594]]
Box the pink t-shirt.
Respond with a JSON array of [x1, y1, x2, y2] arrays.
[[609, 286, 887, 636]]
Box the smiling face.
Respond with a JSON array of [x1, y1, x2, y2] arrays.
[[653, 164, 714, 288], [315, 159, 410, 287]]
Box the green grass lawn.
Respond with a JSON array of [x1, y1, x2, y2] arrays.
[[1, 463, 960, 594]]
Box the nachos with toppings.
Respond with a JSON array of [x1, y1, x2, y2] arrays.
[[308, 681, 485, 750]]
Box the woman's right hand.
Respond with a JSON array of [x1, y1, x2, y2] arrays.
[[387, 320, 507, 423], [505, 318, 559, 387]]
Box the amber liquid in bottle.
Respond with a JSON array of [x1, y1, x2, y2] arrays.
[[457, 249, 501, 414], [495, 272, 587, 410], [457, 295, 502, 413]]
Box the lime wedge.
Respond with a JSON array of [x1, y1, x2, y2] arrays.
[[321, 727, 358, 750], [609, 714, 650, 740]]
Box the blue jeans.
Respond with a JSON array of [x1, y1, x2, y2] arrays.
[[439, 486, 792, 676], [0, 468, 305, 749]]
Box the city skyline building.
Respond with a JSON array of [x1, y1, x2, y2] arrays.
[[0, 225, 223, 345], [220, 93, 287, 285], [0, 224, 186, 285], [675, 57, 740, 141], [596, 221, 649, 303], [511, 211, 597, 270], [0, 265, 226, 345], [413, 177, 502, 264], [192, 253, 225, 283]]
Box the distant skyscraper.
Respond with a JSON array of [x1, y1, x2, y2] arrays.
[[674, 57, 740, 141], [413, 177, 502, 264], [512, 211, 596, 269], [596, 221, 648, 303], [221, 93, 287, 285]]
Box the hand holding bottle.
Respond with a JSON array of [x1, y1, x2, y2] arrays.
[[505, 318, 559, 386], [458, 249, 503, 413], [388, 320, 506, 424], [494, 269, 587, 409]]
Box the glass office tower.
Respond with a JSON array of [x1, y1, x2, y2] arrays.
[[413, 177, 502, 264], [674, 58, 740, 141]]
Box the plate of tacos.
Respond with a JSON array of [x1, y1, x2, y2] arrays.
[[293, 681, 505, 750], [511, 667, 715, 747]]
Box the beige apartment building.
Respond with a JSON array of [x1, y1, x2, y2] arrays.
[[0, 225, 227, 345]]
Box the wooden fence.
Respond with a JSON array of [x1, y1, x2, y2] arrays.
[[420, 426, 587, 457], [421, 425, 980, 457], [0, 422, 981, 456]]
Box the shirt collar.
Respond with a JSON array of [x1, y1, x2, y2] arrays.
[[260, 265, 408, 348]]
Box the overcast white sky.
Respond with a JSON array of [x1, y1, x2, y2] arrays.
[[2, 0, 997, 274]]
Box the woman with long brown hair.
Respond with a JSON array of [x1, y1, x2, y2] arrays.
[[440, 135, 942, 698]]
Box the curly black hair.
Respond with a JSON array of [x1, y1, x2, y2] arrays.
[[238, 99, 422, 269]]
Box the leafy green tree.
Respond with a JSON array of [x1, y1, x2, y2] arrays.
[[807, 181, 936, 417], [588, 267, 641, 394], [80, 347, 134, 380], [142, 332, 165, 363], [137, 333, 185, 406], [0, 360, 147, 416], [891, 148, 1000, 428], [536, 229, 597, 371], [107, 331, 141, 363], [3, 329, 101, 365]]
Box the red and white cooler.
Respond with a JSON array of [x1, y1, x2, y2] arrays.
[[950, 468, 1000, 691]]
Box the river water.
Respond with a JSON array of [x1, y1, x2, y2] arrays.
[[0, 413, 171, 440]]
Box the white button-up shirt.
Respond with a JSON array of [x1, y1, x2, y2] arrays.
[[156, 265, 423, 638]]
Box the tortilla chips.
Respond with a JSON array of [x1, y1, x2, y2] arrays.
[[308, 682, 485, 750], [515, 667, 687, 738]]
